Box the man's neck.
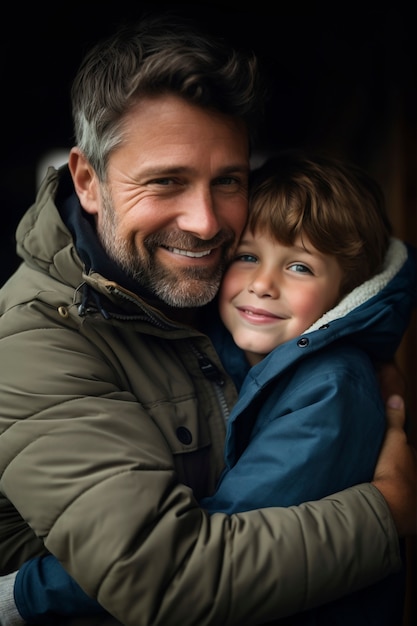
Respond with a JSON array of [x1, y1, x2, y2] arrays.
[[159, 305, 199, 328]]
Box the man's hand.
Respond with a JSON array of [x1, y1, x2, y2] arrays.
[[372, 395, 417, 536], [376, 360, 406, 402]]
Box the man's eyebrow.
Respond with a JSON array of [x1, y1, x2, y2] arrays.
[[140, 164, 249, 177]]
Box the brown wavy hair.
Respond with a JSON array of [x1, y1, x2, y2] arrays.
[[248, 151, 392, 298]]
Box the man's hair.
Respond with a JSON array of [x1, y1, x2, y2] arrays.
[[248, 151, 392, 297], [71, 13, 265, 180]]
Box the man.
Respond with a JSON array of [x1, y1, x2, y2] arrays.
[[0, 14, 415, 626]]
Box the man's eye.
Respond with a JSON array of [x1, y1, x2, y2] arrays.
[[288, 263, 312, 274], [150, 178, 174, 186], [214, 176, 241, 186]]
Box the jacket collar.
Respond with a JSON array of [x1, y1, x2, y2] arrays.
[[56, 167, 160, 302]]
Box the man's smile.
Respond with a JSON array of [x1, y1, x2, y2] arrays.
[[165, 246, 213, 258]]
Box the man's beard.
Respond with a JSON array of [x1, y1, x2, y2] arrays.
[[97, 187, 236, 308]]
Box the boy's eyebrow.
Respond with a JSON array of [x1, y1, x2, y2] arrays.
[[236, 237, 256, 247], [237, 237, 319, 257]]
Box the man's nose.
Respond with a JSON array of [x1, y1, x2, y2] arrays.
[[176, 189, 221, 240]]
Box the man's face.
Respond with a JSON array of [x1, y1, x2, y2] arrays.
[[85, 94, 250, 308]]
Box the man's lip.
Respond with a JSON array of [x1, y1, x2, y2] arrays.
[[158, 245, 220, 265], [164, 246, 212, 258]]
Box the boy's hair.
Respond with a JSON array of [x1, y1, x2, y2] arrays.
[[248, 151, 392, 297], [71, 12, 265, 180]]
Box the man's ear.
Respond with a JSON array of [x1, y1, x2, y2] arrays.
[[68, 148, 101, 216]]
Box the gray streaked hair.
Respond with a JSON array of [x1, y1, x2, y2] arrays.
[[71, 13, 265, 180]]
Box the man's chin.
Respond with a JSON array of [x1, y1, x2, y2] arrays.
[[156, 277, 220, 308]]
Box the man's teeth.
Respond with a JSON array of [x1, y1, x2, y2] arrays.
[[168, 247, 212, 258]]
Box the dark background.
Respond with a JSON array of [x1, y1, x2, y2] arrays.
[[2, 4, 415, 279], [1, 4, 416, 623]]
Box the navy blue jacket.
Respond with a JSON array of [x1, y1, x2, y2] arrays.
[[202, 238, 416, 514], [200, 237, 416, 626]]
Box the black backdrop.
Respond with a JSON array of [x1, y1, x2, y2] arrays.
[[2, 4, 415, 284]]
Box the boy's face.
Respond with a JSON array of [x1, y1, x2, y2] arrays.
[[219, 229, 343, 365]]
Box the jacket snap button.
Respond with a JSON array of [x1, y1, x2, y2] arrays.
[[176, 426, 193, 445], [297, 337, 309, 348]]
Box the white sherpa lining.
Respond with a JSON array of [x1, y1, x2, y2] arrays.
[[304, 238, 407, 333]]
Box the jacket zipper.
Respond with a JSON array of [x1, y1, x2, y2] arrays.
[[192, 345, 231, 424], [82, 283, 231, 422]]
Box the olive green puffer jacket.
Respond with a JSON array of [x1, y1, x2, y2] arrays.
[[0, 167, 402, 626]]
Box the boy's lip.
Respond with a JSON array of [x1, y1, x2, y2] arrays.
[[236, 305, 285, 323]]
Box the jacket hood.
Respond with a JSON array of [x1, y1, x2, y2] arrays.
[[305, 237, 416, 360]]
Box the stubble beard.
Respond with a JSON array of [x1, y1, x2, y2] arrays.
[[97, 187, 235, 308]]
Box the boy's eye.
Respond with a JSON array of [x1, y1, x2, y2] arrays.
[[288, 263, 312, 274], [235, 253, 258, 263]]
